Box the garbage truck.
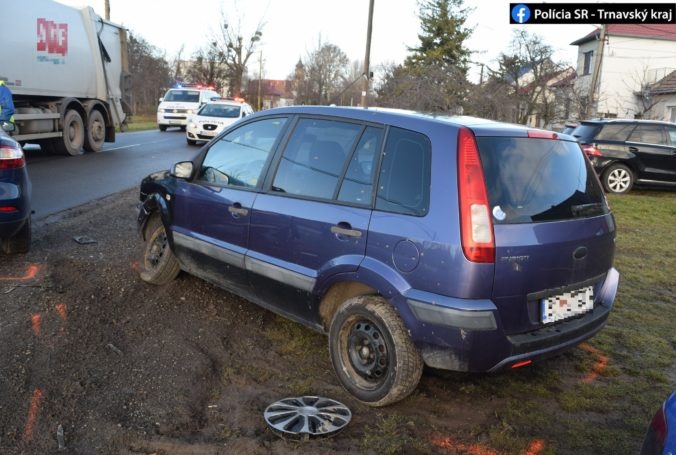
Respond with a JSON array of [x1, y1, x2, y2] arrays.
[[0, 0, 132, 155]]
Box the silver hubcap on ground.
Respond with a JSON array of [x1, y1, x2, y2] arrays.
[[264, 396, 351, 440]]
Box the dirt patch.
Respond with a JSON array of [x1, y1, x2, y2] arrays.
[[0, 189, 507, 454]]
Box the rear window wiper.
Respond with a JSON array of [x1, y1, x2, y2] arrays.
[[571, 203, 604, 217]]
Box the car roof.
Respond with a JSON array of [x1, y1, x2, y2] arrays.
[[251, 105, 547, 137]]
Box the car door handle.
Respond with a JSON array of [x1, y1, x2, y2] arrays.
[[331, 224, 362, 238], [628, 146, 639, 152], [228, 204, 249, 217]]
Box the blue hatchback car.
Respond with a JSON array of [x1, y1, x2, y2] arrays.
[[0, 128, 31, 254], [138, 106, 620, 406]]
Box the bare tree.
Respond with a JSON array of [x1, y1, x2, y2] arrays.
[[299, 37, 349, 105], [211, 8, 264, 97], [185, 43, 228, 90], [127, 32, 172, 114]]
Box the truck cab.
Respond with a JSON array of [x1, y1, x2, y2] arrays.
[[157, 86, 220, 132]]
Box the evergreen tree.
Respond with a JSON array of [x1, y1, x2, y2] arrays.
[[406, 0, 472, 73]]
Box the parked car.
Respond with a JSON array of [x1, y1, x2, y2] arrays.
[[560, 122, 579, 135], [0, 123, 31, 254], [571, 119, 676, 194], [641, 391, 676, 454], [137, 106, 620, 406], [157, 85, 221, 132], [186, 98, 254, 146]]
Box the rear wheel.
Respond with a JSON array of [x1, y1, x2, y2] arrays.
[[139, 214, 180, 285], [329, 295, 423, 407], [84, 110, 106, 152], [602, 163, 634, 194], [2, 216, 31, 254], [55, 110, 84, 156]]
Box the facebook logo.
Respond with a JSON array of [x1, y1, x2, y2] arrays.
[[511, 4, 531, 23]]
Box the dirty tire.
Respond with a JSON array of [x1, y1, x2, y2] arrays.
[[140, 214, 180, 285], [187, 138, 198, 146], [55, 109, 85, 156], [84, 109, 106, 152], [602, 163, 634, 194], [329, 295, 423, 407], [1, 216, 31, 254]]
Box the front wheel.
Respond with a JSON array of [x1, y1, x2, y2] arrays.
[[187, 138, 198, 146], [139, 214, 180, 285], [329, 296, 423, 407], [602, 163, 634, 194], [159, 125, 167, 132]]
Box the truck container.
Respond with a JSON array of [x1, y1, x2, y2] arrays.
[[0, 0, 132, 155]]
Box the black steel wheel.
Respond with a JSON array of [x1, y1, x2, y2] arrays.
[[329, 295, 423, 407], [139, 214, 180, 285]]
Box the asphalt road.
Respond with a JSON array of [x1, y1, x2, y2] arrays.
[[24, 128, 200, 221]]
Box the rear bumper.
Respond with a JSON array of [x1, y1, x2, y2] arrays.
[[405, 268, 619, 372], [0, 179, 31, 237]]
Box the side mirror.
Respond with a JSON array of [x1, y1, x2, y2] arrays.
[[158, 97, 164, 103], [171, 161, 194, 179], [1, 121, 15, 132]]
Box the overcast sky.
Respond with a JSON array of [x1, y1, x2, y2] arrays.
[[53, 0, 619, 81]]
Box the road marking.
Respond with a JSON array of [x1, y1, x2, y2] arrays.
[[104, 137, 176, 151], [578, 343, 609, 383], [22, 388, 44, 444], [0, 264, 41, 281], [31, 313, 42, 337]]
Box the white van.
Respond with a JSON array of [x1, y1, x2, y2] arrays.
[[156, 86, 220, 131]]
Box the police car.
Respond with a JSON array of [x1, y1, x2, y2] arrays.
[[186, 98, 254, 145]]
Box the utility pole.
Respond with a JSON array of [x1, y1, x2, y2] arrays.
[[361, 0, 374, 108], [104, 0, 110, 20], [258, 50, 263, 110], [587, 24, 606, 118]]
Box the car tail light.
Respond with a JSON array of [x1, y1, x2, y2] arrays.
[[582, 144, 602, 157], [457, 128, 494, 263], [0, 141, 26, 169], [527, 130, 558, 139], [0, 206, 19, 213]]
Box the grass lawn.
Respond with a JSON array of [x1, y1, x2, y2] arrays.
[[124, 114, 157, 132]]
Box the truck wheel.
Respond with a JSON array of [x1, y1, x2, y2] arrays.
[[84, 110, 106, 152], [602, 163, 634, 194], [139, 214, 180, 285], [1, 216, 31, 254], [55, 110, 85, 156], [329, 295, 423, 407]]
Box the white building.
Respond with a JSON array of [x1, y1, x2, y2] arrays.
[[571, 24, 676, 120]]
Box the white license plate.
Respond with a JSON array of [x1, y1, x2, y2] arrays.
[[200, 130, 216, 136], [168, 119, 182, 124], [541, 286, 594, 324]]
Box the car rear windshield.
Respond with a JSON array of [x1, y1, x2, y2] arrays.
[[476, 137, 609, 224], [571, 123, 601, 141]]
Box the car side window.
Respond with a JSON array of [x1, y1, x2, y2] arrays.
[[198, 117, 287, 188], [337, 127, 383, 205], [667, 126, 676, 145], [272, 118, 361, 200], [596, 124, 635, 141], [376, 127, 431, 217], [628, 124, 668, 145]]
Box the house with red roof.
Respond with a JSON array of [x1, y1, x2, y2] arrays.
[[571, 24, 676, 120]]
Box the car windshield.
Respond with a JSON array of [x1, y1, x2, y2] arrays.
[[199, 104, 241, 118], [164, 90, 200, 102], [476, 137, 608, 224]]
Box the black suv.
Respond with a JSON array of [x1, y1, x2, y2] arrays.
[[572, 119, 676, 194]]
